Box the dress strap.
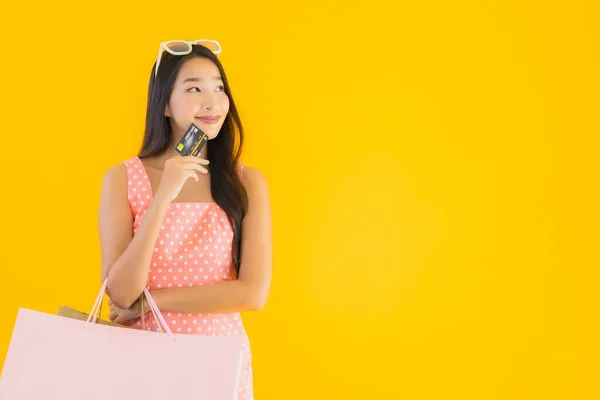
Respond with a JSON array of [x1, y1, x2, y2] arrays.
[[123, 157, 153, 217]]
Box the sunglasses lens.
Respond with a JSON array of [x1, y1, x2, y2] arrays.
[[166, 42, 191, 53], [195, 41, 220, 53]]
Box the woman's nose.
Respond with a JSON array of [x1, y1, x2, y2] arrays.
[[200, 94, 218, 111]]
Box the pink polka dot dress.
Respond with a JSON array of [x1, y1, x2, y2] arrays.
[[123, 156, 254, 399]]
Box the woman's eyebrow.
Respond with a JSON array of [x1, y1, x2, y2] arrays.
[[182, 76, 223, 83]]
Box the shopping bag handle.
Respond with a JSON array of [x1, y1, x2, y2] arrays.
[[84, 278, 175, 340]]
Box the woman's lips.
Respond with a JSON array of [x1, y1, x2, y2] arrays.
[[195, 116, 220, 124]]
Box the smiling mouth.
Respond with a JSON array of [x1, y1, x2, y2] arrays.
[[195, 116, 220, 124]]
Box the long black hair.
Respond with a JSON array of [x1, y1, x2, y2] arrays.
[[138, 44, 248, 277]]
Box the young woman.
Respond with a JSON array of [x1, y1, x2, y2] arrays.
[[98, 40, 272, 399]]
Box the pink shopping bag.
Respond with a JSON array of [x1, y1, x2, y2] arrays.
[[0, 280, 244, 399]]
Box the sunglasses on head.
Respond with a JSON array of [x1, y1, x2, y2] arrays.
[[155, 39, 222, 78]]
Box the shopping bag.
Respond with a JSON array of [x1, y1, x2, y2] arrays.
[[56, 291, 146, 328], [0, 279, 244, 399], [57, 305, 126, 328]]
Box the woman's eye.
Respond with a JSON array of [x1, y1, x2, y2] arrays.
[[188, 86, 224, 93]]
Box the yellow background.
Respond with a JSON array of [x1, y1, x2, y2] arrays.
[[0, 0, 599, 399]]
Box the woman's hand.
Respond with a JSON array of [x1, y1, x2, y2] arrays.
[[108, 297, 143, 325], [154, 155, 210, 205]]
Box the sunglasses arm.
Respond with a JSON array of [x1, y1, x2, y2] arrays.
[[155, 44, 165, 78]]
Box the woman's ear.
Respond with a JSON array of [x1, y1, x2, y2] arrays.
[[164, 103, 172, 117]]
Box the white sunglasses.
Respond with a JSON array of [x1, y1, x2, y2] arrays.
[[155, 39, 222, 78]]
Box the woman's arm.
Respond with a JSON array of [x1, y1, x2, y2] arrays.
[[143, 166, 273, 314], [99, 164, 170, 309]]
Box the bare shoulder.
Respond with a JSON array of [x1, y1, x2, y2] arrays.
[[101, 162, 129, 198], [240, 165, 269, 198]]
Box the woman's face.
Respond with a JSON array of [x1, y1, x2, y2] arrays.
[[165, 57, 230, 140]]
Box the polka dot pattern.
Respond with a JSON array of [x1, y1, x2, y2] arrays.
[[123, 156, 252, 399]]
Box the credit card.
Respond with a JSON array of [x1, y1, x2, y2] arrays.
[[175, 123, 208, 156]]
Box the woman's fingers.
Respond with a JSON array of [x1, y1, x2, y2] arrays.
[[187, 171, 200, 182], [183, 163, 209, 174], [177, 155, 210, 165]]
